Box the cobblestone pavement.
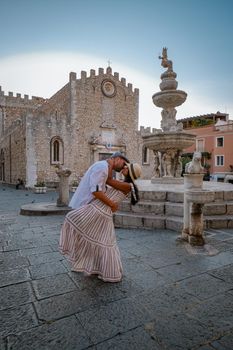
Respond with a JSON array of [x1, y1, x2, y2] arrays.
[[0, 184, 233, 350]]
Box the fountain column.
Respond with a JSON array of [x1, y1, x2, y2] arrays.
[[142, 48, 195, 183], [181, 153, 215, 246], [56, 165, 72, 207]]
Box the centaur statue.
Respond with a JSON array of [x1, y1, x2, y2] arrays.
[[159, 47, 173, 72]]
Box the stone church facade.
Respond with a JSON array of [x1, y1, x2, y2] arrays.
[[0, 66, 154, 187]]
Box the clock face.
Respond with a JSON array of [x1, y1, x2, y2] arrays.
[[101, 80, 116, 97]]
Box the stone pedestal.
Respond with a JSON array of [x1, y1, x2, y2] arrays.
[[189, 203, 205, 245], [183, 173, 203, 189], [181, 174, 215, 246], [56, 166, 72, 207]]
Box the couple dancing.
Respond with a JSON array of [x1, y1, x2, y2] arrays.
[[59, 152, 142, 282]]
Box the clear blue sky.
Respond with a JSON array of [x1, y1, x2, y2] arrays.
[[0, 0, 232, 128]]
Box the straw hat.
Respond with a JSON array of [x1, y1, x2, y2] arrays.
[[126, 163, 142, 182]]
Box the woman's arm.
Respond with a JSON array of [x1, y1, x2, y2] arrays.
[[106, 178, 131, 194], [106, 162, 131, 194]]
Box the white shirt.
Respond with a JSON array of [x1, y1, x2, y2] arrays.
[[69, 160, 109, 209]]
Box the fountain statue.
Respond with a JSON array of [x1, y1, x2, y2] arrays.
[[143, 48, 196, 183]]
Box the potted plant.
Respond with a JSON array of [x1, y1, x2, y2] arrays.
[[34, 181, 47, 193]]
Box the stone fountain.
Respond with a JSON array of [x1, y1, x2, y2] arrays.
[[20, 165, 72, 215], [143, 48, 196, 183]]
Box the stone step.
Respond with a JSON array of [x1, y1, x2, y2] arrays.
[[139, 190, 167, 202], [204, 215, 233, 229], [166, 215, 183, 232], [114, 212, 166, 230], [169, 214, 233, 230], [120, 199, 233, 217], [139, 189, 233, 203], [205, 202, 233, 215], [119, 200, 165, 214], [114, 212, 233, 232], [166, 201, 233, 217], [115, 181, 233, 232], [139, 190, 185, 203]]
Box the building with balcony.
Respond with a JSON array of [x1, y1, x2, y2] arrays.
[[179, 112, 233, 181]]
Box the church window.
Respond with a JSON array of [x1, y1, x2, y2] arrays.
[[50, 137, 64, 165], [53, 140, 59, 161]]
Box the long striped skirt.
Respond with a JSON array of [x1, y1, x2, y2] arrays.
[[59, 201, 123, 282]]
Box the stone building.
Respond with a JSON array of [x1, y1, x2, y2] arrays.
[[0, 66, 154, 187], [179, 112, 233, 181]]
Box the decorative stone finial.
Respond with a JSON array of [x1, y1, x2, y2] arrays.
[[158, 47, 178, 91], [152, 47, 187, 132]]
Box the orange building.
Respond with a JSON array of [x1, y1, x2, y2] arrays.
[[179, 112, 233, 181]]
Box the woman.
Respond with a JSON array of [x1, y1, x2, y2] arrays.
[[59, 162, 142, 282]]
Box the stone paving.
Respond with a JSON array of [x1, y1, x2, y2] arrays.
[[0, 184, 233, 349]]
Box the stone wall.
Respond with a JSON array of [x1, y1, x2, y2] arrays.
[[0, 68, 155, 186], [0, 121, 26, 183], [0, 87, 44, 133], [0, 88, 44, 184]]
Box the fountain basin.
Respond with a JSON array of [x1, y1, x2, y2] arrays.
[[183, 174, 204, 189], [186, 190, 215, 204], [20, 202, 72, 216], [142, 132, 196, 152], [160, 78, 178, 91], [152, 90, 187, 109]]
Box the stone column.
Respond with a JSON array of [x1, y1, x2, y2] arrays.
[[181, 192, 189, 241], [182, 173, 203, 240], [56, 165, 72, 207], [181, 173, 214, 246], [189, 203, 205, 246], [181, 173, 204, 245]]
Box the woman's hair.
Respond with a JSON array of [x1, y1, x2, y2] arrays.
[[124, 174, 140, 205]]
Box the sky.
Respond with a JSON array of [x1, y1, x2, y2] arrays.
[[0, 0, 233, 129]]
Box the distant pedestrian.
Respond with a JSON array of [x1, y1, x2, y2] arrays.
[[16, 178, 24, 190], [59, 161, 142, 282]]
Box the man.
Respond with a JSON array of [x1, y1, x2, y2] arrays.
[[69, 152, 129, 211], [16, 178, 24, 190]]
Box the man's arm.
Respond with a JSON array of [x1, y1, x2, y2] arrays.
[[93, 191, 118, 212]]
